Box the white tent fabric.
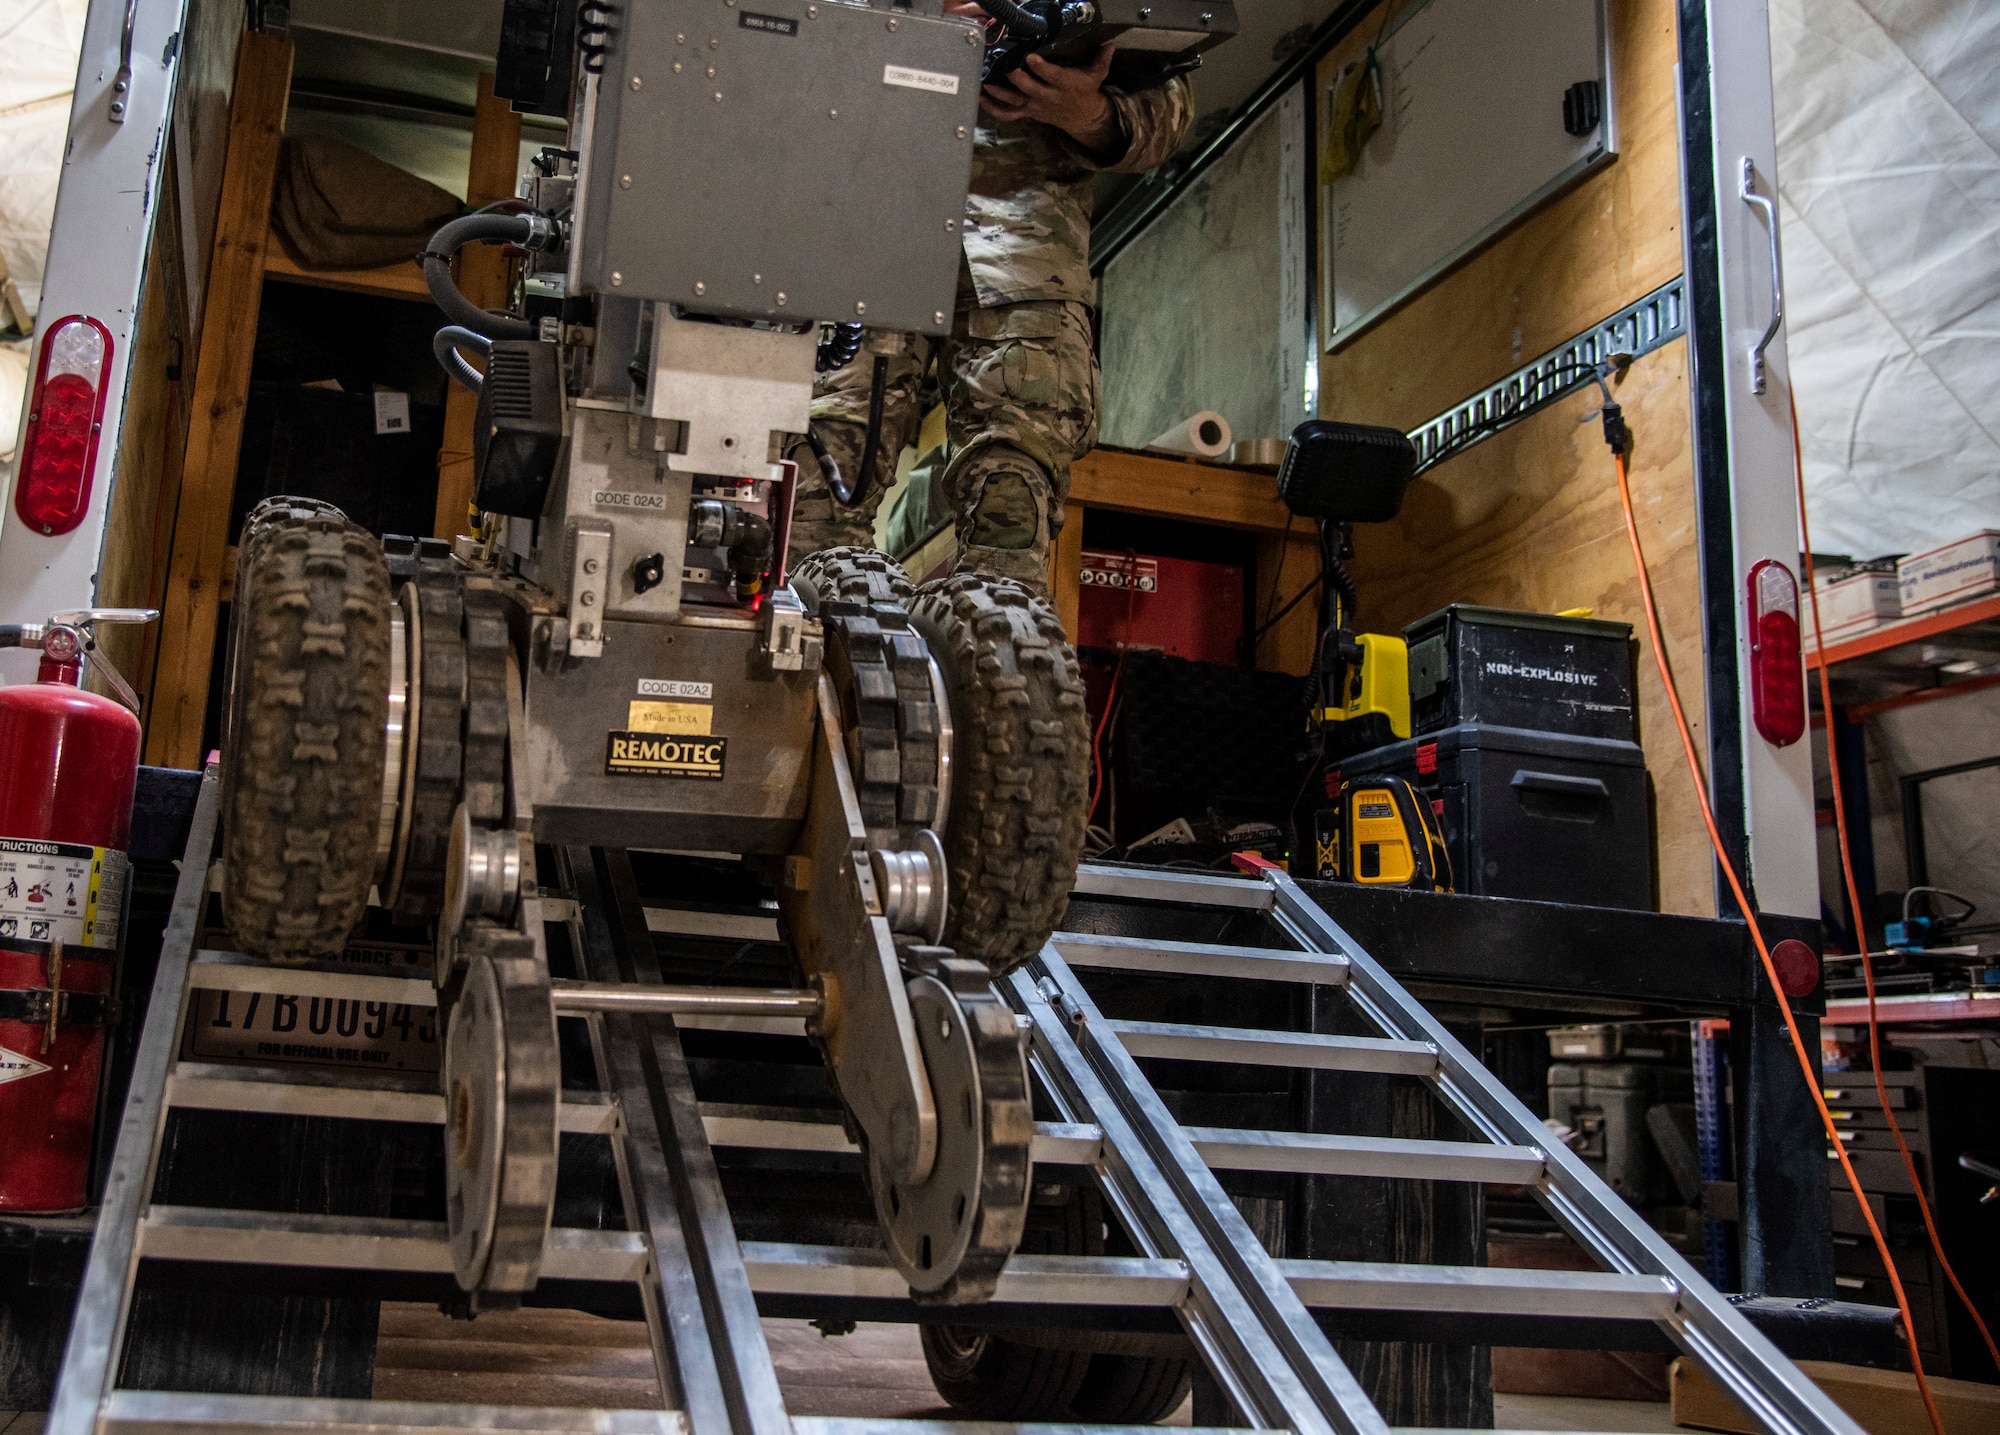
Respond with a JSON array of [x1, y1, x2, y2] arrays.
[[1769, 0, 2000, 561], [0, 0, 89, 463]]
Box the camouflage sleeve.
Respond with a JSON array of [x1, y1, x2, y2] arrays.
[[1055, 75, 1194, 175], [1103, 75, 1195, 174]]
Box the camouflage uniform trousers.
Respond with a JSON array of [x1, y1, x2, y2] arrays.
[[788, 270, 1098, 596]]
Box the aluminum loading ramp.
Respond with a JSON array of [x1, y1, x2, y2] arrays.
[[47, 767, 1861, 1435]]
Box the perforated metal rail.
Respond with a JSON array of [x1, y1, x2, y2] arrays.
[[47, 768, 1856, 1435]]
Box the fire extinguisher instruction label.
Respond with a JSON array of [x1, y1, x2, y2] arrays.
[[0, 838, 127, 949]]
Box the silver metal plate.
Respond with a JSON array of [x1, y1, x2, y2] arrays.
[[574, 0, 980, 332]]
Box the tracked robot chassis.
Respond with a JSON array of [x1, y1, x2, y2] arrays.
[[214, 0, 1094, 1308], [219, 503, 1087, 1307]]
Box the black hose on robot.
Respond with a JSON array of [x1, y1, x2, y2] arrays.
[[806, 354, 891, 509], [974, 0, 1051, 36], [421, 213, 539, 341], [433, 326, 493, 392]]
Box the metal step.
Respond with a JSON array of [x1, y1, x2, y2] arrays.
[[132, 1205, 1677, 1324], [98, 1393, 1263, 1435], [98, 1391, 689, 1435], [162, 1067, 1100, 1162], [1072, 863, 1273, 910], [137, 1206, 649, 1282], [1052, 930, 1349, 985], [165, 1061, 619, 1134], [1104, 1018, 1441, 1075], [189, 950, 434, 1006], [1183, 1127, 1545, 1182]]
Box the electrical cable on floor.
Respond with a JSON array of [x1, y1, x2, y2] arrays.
[[1606, 419, 1948, 1435], [1791, 400, 2000, 1377]]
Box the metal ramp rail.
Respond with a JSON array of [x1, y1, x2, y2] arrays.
[[46, 768, 1860, 1435]]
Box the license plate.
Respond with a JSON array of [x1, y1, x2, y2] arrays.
[[183, 940, 440, 1073]]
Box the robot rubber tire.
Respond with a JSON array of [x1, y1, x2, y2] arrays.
[[791, 545, 915, 610], [922, 1186, 1192, 1420], [909, 573, 1090, 975], [920, 1323, 1092, 1421], [220, 499, 392, 963]]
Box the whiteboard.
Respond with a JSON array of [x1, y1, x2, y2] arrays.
[[1322, 0, 1613, 350]]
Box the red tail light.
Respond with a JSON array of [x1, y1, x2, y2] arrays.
[[1747, 558, 1805, 746], [15, 315, 113, 536]]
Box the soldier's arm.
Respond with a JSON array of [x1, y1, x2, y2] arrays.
[[1092, 74, 1195, 174]]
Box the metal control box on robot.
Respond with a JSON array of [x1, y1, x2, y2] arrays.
[[575, 0, 981, 335], [521, 616, 818, 851]]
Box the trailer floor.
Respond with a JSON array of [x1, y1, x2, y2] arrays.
[[366, 1304, 1684, 1431]]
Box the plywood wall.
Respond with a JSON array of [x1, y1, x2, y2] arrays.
[[1317, 0, 1714, 914], [96, 157, 196, 717]]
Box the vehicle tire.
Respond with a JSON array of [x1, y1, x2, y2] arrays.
[[908, 574, 1088, 975], [221, 500, 392, 962], [1070, 1351, 1195, 1424], [790, 545, 913, 610], [919, 1323, 1091, 1421]]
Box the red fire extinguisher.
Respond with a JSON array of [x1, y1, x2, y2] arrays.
[[0, 608, 154, 1212]]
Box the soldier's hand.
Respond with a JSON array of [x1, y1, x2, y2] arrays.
[[981, 46, 1123, 154]]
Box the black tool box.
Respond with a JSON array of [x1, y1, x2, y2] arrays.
[[1405, 605, 1637, 740], [1327, 722, 1655, 910]]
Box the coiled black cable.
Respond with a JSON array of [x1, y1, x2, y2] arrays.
[[816, 322, 864, 373], [977, 0, 1050, 37], [421, 214, 536, 341], [805, 354, 890, 509], [578, 1, 613, 72]]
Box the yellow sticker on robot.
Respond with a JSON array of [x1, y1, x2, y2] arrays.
[[627, 701, 713, 735]]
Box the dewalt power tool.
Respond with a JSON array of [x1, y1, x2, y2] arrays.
[[1313, 776, 1453, 891]]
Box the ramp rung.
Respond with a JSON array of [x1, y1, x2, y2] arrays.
[[97, 1399, 1258, 1435], [132, 1210, 1675, 1321], [1279, 1258, 1679, 1320], [540, 898, 783, 944], [644, 906, 781, 942], [701, 1106, 1102, 1164], [1073, 864, 1273, 910], [741, 1242, 1189, 1306], [137, 1206, 647, 1282], [796, 1422, 1256, 1435], [1185, 1126, 1545, 1182], [164, 1073, 1097, 1159], [1052, 931, 1348, 985], [100, 1390, 686, 1435], [1104, 1018, 1439, 1075], [166, 1063, 617, 1134], [190, 951, 436, 1007], [745, 1243, 1675, 1321]]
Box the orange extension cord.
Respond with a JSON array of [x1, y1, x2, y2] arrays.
[[1609, 446, 1947, 1435], [1792, 408, 2000, 1381]]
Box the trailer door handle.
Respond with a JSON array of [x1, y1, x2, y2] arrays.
[[1740, 157, 1783, 394], [110, 0, 138, 122]]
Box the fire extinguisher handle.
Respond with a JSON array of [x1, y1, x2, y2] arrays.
[[48, 607, 160, 628], [13, 609, 159, 712]]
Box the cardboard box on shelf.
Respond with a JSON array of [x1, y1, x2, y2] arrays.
[[1898, 529, 2000, 616], [1809, 570, 1902, 644]]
